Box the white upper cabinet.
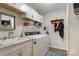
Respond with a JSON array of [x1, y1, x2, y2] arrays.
[[6, 3, 43, 23], [7, 3, 27, 13], [31, 9, 39, 21]]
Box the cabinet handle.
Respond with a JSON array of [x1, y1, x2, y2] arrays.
[[20, 51, 23, 56], [33, 42, 37, 44], [18, 51, 23, 56]]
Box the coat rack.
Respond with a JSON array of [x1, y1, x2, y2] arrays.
[[51, 19, 64, 24], [51, 19, 64, 39]]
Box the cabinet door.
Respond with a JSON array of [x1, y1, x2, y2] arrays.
[[20, 41, 32, 56], [21, 48, 32, 56], [6, 50, 20, 56], [8, 52, 18, 56], [31, 10, 37, 21], [26, 8, 34, 20], [39, 15, 43, 23]]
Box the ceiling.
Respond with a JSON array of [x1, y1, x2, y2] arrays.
[[27, 3, 67, 15]]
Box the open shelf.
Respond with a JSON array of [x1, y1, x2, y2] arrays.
[[0, 3, 25, 14]]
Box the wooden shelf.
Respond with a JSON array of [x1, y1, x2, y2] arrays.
[[0, 3, 25, 14], [23, 19, 34, 26], [51, 19, 64, 24]]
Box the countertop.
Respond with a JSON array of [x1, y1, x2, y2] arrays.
[[0, 34, 47, 48]]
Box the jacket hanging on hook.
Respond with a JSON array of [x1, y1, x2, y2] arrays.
[[57, 21, 64, 38], [54, 21, 57, 32]]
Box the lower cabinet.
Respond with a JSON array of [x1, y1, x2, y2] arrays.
[[0, 40, 32, 56], [20, 47, 32, 56], [8, 48, 32, 56], [7, 50, 20, 56]]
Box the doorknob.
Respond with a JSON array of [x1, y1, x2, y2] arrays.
[[33, 42, 37, 44]]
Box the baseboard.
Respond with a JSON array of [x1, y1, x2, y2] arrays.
[[49, 47, 67, 56]]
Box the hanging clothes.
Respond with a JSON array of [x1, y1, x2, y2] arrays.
[[54, 21, 57, 32], [57, 21, 64, 38]]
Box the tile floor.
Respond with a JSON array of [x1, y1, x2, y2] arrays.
[[46, 49, 67, 56]]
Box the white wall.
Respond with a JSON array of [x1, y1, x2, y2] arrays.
[[43, 8, 68, 50], [68, 3, 79, 56]]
